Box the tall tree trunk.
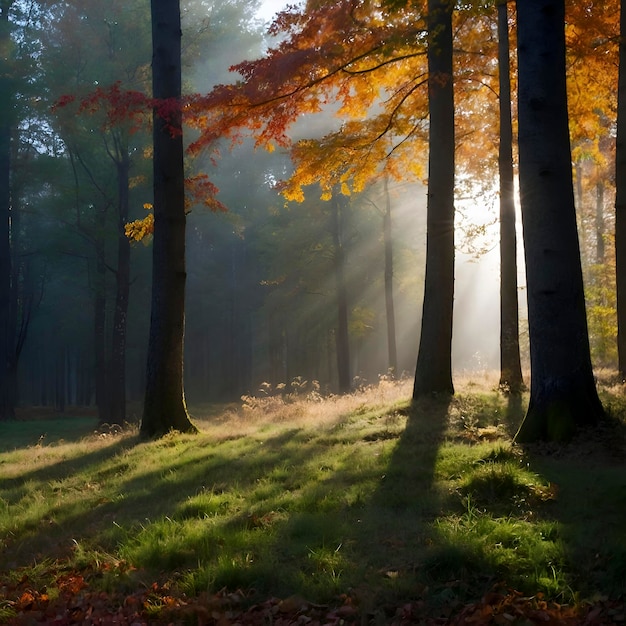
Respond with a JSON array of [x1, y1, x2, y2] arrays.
[[617, 0, 626, 380], [413, 0, 455, 398], [497, 0, 524, 393], [331, 194, 351, 393], [94, 222, 109, 422], [108, 151, 131, 425], [514, 0, 603, 442], [141, 0, 196, 437], [0, 1, 14, 420], [383, 177, 398, 375]]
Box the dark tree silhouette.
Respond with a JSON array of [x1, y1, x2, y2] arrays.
[[615, 0, 626, 380], [497, 0, 523, 393], [0, 0, 14, 420], [514, 0, 603, 442], [413, 0, 455, 398], [141, 0, 196, 437]]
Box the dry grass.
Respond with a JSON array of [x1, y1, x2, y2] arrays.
[[190, 375, 416, 438]]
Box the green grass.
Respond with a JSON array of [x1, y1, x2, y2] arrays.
[[1, 375, 626, 620]]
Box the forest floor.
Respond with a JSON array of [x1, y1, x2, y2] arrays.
[[1, 373, 626, 624]]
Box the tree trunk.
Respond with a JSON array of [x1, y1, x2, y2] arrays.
[[514, 0, 603, 442], [94, 225, 109, 422], [0, 1, 14, 420], [331, 194, 351, 393], [141, 0, 196, 437], [617, 0, 626, 380], [413, 0, 455, 398], [108, 151, 131, 425], [383, 177, 398, 375], [595, 180, 605, 265], [497, 0, 524, 393]]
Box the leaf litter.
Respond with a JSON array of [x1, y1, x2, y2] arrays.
[[2, 565, 624, 625]]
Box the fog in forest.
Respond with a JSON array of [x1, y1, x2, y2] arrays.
[[4, 0, 539, 416]]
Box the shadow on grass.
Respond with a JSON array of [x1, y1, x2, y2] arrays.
[[1, 436, 140, 495], [0, 427, 331, 572], [13, 390, 614, 618], [517, 417, 626, 599], [235, 395, 455, 613]]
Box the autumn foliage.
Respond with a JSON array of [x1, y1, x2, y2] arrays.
[[54, 0, 620, 228]]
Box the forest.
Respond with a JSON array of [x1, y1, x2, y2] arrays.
[[1, 0, 626, 623], [0, 0, 621, 438]]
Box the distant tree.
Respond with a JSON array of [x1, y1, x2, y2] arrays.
[[514, 0, 604, 442], [331, 193, 351, 393], [141, 0, 197, 437], [497, 0, 523, 393], [413, 0, 455, 398]]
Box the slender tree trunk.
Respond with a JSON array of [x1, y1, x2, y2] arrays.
[[617, 0, 626, 380], [0, 1, 14, 420], [595, 180, 605, 265], [497, 0, 524, 393], [331, 194, 351, 393], [94, 224, 109, 422], [108, 151, 131, 425], [514, 0, 603, 442], [413, 0, 455, 398], [55, 347, 66, 413], [141, 0, 196, 437], [383, 177, 398, 375]]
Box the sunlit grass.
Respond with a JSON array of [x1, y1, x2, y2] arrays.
[[1, 373, 625, 619]]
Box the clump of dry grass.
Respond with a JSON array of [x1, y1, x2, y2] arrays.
[[192, 374, 414, 438]]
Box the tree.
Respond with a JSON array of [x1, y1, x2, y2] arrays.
[[0, 0, 13, 420], [616, 0, 626, 380], [412, 0, 455, 398], [141, 0, 197, 437], [331, 192, 351, 393], [497, 0, 523, 393], [514, 0, 604, 442], [383, 177, 398, 375]]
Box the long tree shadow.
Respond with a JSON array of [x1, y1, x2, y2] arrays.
[[0, 435, 140, 496], [0, 427, 331, 571], [302, 394, 453, 616], [363, 396, 451, 572]]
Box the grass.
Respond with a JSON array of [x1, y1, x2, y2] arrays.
[[1, 374, 626, 621]]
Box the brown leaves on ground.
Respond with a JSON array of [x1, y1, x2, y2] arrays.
[[1, 571, 624, 625]]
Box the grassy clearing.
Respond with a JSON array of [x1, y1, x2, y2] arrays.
[[1, 374, 626, 621]]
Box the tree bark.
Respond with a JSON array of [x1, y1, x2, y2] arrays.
[[514, 0, 603, 442], [617, 0, 626, 380], [497, 0, 524, 393], [413, 0, 455, 398], [141, 0, 196, 437]]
